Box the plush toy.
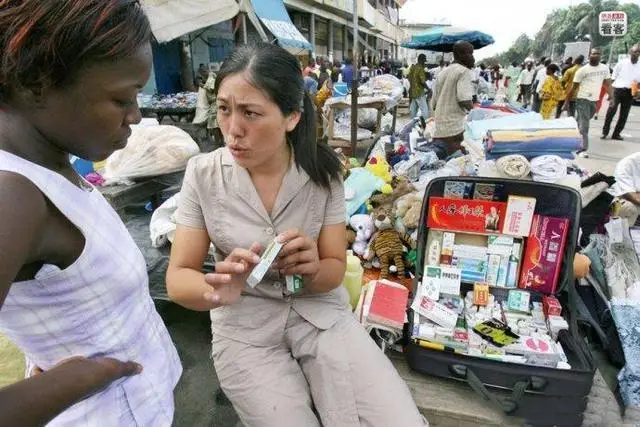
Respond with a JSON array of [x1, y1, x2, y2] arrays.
[[395, 192, 423, 230], [344, 167, 390, 220], [349, 214, 374, 257], [346, 227, 356, 249], [366, 205, 413, 279], [365, 155, 393, 194], [369, 175, 415, 210]]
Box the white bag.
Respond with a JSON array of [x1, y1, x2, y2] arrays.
[[149, 194, 180, 247], [104, 125, 200, 182], [192, 86, 210, 125]]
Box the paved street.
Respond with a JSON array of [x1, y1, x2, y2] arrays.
[[577, 101, 640, 174]]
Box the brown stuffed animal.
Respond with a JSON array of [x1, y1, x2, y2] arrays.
[[366, 205, 411, 279], [395, 192, 423, 230], [369, 175, 415, 210], [346, 227, 356, 249]]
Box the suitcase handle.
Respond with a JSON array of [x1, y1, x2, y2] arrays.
[[449, 364, 546, 414]]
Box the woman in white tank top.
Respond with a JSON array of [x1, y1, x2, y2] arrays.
[[0, 1, 181, 425]]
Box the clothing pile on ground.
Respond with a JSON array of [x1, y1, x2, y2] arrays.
[[578, 221, 640, 408]]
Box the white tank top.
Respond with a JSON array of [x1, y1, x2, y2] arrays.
[[0, 150, 181, 426]]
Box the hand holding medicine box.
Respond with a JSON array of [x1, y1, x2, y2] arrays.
[[247, 239, 284, 288], [245, 238, 304, 293]]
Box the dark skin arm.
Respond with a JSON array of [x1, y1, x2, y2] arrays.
[[622, 192, 640, 206], [564, 82, 580, 110], [0, 172, 141, 427]]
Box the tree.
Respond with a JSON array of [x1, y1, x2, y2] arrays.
[[480, 1, 636, 64], [501, 34, 533, 65]]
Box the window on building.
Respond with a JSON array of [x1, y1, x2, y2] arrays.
[[291, 12, 310, 40]]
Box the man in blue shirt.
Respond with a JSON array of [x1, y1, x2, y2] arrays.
[[342, 57, 354, 89]]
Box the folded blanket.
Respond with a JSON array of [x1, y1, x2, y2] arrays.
[[495, 155, 531, 179], [486, 150, 576, 160], [530, 155, 567, 183], [489, 128, 582, 141]]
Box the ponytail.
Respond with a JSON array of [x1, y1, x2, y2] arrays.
[[289, 90, 343, 189]]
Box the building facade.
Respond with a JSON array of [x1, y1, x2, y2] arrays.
[[284, 0, 407, 64]]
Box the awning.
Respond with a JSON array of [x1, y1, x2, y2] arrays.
[[141, 0, 240, 43], [250, 0, 312, 51]]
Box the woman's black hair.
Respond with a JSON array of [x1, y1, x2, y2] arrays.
[[546, 63, 560, 75], [0, 0, 150, 101], [215, 43, 342, 189]]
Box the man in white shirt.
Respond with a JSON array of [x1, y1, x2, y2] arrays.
[[610, 152, 640, 227], [517, 62, 536, 109], [602, 44, 640, 140], [567, 48, 613, 157]]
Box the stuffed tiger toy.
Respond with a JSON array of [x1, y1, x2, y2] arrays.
[[365, 205, 413, 279]]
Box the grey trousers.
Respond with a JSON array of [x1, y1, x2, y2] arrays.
[[212, 310, 427, 427], [575, 98, 596, 151]]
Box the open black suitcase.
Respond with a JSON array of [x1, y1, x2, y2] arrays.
[[406, 177, 595, 427]]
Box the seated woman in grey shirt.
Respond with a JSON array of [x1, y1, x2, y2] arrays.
[[166, 43, 427, 427]]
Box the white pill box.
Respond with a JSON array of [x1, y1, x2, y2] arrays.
[[247, 239, 284, 288]]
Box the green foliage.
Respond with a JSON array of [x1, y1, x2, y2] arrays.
[[482, 1, 637, 64]]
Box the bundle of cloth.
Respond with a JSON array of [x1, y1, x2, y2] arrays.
[[485, 128, 583, 160], [466, 112, 542, 140], [474, 101, 527, 114]]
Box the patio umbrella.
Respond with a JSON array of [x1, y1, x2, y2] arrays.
[[401, 27, 495, 52]]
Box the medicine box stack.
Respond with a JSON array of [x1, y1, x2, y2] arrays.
[[412, 181, 574, 370], [427, 231, 522, 288], [411, 284, 571, 369]]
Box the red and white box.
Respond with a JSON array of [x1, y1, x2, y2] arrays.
[[519, 215, 570, 294], [543, 295, 562, 317], [503, 196, 536, 237], [427, 197, 507, 234]]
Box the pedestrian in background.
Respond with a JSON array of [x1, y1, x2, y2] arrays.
[[539, 64, 564, 120], [431, 41, 475, 158], [408, 53, 429, 123], [602, 44, 640, 140], [566, 48, 613, 158]]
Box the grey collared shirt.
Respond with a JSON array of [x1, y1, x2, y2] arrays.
[[175, 148, 349, 346]]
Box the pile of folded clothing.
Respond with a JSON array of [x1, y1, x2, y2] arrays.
[[485, 128, 583, 160]]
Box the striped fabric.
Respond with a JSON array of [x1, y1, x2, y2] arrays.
[[0, 151, 181, 426]]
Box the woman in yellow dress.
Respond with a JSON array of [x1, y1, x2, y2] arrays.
[[540, 63, 564, 120]]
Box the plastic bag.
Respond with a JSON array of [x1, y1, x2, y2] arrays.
[[150, 193, 180, 247], [104, 125, 200, 181], [192, 86, 210, 125]]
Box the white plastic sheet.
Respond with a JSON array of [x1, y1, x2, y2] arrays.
[[104, 125, 200, 182]]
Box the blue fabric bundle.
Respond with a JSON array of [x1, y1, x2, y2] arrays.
[[485, 128, 583, 160]]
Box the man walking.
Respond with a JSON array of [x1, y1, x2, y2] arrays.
[[602, 44, 640, 140], [557, 55, 584, 118], [430, 41, 475, 158], [566, 48, 613, 158], [518, 62, 536, 109], [408, 54, 429, 122]]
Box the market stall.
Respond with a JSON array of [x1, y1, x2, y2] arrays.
[[323, 74, 404, 158], [138, 92, 198, 123]]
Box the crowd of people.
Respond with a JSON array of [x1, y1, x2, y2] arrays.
[[403, 45, 640, 159]]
